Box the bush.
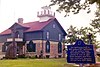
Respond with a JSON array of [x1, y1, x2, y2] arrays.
[[29, 55, 37, 59], [18, 54, 26, 58]]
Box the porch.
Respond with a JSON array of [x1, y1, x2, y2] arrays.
[[2, 41, 26, 58]]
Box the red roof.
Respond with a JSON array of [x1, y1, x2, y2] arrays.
[[0, 18, 54, 35]]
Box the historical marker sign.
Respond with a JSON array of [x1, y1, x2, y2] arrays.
[[67, 39, 96, 64]]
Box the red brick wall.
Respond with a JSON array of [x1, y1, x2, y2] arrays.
[[50, 42, 58, 58], [0, 40, 66, 58], [25, 40, 65, 58]]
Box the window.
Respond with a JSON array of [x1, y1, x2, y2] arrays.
[[59, 34, 61, 41], [46, 32, 49, 39], [15, 31, 19, 38], [41, 11, 43, 15], [17, 46, 19, 54], [27, 40, 36, 52], [58, 42, 62, 53], [46, 41, 50, 53], [46, 10, 48, 14], [2, 42, 10, 52], [2, 45, 6, 52], [53, 24, 55, 28]]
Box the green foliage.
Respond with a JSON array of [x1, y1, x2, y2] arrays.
[[90, 19, 100, 32], [17, 54, 26, 58], [66, 25, 77, 44], [50, 0, 100, 16], [49, 0, 100, 46], [95, 41, 100, 49], [89, 0, 100, 4], [97, 57, 100, 62], [29, 56, 36, 59], [79, 27, 96, 44], [66, 25, 97, 45], [90, 9, 100, 34]]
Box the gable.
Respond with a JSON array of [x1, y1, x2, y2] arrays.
[[42, 18, 67, 42], [54, 18, 67, 36], [9, 23, 29, 30], [42, 18, 67, 36]]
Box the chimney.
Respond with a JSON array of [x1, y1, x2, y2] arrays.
[[18, 18, 23, 23]]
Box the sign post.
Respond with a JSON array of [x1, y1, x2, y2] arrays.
[[67, 39, 96, 67]]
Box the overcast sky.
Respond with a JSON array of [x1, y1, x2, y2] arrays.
[[0, 0, 96, 33]]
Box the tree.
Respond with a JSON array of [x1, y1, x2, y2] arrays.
[[90, 9, 100, 33], [66, 25, 77, 44], [66, 25, 97, 45], [50, 0, 100, 16], [79, 27, 96, 45]]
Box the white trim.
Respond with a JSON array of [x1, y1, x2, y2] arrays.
[[59, 34, 61, 41]]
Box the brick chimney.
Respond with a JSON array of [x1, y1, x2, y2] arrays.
[[18, 18, 23, 23]]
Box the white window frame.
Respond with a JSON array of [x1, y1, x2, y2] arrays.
[[53, 24, 55, 28], [47, 32, 49, 39], [59, 34, 61, 41]]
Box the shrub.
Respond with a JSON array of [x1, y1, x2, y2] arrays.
[[18, 54, 26, 58]]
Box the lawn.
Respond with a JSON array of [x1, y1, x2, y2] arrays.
[[1, 57, 100, 67], [0, 58, 77, 67]]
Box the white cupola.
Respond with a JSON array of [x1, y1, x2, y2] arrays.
[[37, 6, 55, 22]]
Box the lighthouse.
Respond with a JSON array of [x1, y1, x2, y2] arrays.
[[37, 6, 55, 22]]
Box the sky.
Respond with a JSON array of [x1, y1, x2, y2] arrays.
[[0, 0, 96, 33]]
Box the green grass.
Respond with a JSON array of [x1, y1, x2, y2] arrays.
[[1, 57, 100, 67], [0, 58, 77, 67], [97, 56, 100, 62]]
